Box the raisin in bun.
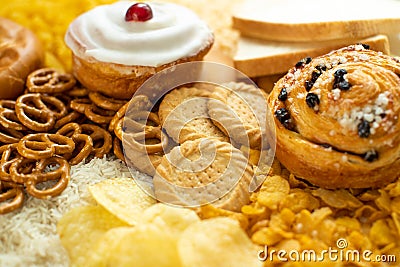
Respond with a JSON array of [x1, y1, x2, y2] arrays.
[[267, 44, 400, 189], [0, 17, 44, 99]]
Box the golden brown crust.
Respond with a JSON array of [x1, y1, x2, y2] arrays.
[[71, 41, 214, 100], [0, 17, 44, 99], [267, 45, 400, 188]]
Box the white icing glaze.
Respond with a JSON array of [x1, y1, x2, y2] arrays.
[[65, 1, 213, 66]]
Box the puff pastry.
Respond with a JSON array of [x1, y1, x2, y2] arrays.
[[268, 44, 400, 188]]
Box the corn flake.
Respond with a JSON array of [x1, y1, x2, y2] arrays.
[[312, 189, 362, 210]]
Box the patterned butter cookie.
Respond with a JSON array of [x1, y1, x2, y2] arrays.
[[153, 138, 253, 212], [208, 82, 269, 150], [159, 87, 228, 144]]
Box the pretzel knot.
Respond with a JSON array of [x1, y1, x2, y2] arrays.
[[0, 100, 28, 131], [125, 126, 168, 154], [81, 124, 112, 159], [0, 181, 24, 215], [15, 93, 68, 132], [26, 68, 76, 94], [17, 133, 75, 159], [89, 92, 127, 111], [10, 156, 70, 199], [0, 144, 22, 183]]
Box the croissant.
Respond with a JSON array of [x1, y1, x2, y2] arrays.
[[267, 44, 400, 188]]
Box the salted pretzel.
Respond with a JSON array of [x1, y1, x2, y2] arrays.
[[10, 156, 70, 199], [113, 137, 125, 162], [108, 95, 154, 132], [0, 181, 24, 215], [114, 111, 160, 140], [124, 126, 168, 154], [26, 68, 76, 94], [84, 105, 115, 125], [67, 84, 89, 98], [70, 98, 92, 113], [0, 124, 25, 144], [56, 122, 82, 138], [0, 144, 21, 183], [88, 92, 127, 111], [81, 124, 112, 158], [54, 111, 83, 129], [17, 133, 75, 159], [0, 100, 28, 131], [66, 134, 93, 165], [15, 93, 68, 132]]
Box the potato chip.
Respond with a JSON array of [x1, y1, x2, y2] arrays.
[[90, 224, 182, 267], [88, 177, 156, 225], [178, 217, 262, 267], [198, 204, 249, 229], [57, 205, 128, 267], [369, 219, 396, 247], [312, 189, 362, 210], [140, 203, 200, 236]]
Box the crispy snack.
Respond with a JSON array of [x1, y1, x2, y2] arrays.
[[0, 100, 28, 131], [65, 134, 93, 166], [0, 181, 24, 215], [0, 124, 24, 144], [9, 156, 70, 199], [114, 111, 161, 140], [88, 178, 156, 225], [88, 91, 126, 111], [81, 124, 112, 158], [26, 68, 76, 94], [85, 105, 115, 125], [17, 133, 75, 159], [15, 93, 67, 132], [113, 137, 125, 162], [0, 143, 21, 183], [124, 126, 168, 155], [70, 98, 92, 113], [67, 84, 89, 98]]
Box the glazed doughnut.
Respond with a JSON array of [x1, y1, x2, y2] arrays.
[[0, 17, 44, 99], [267, 44, 400, 189]]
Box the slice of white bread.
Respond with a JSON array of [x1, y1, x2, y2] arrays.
[[234, 34, 390, 77], [232, 0, 400, 55]]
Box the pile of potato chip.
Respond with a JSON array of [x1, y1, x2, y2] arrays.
[[58, 158, 400, 266], [57, 178, 262, 267]]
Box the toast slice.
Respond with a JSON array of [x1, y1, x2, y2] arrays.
[[234, 34, 390, 77], [232, 0, 400, 54]]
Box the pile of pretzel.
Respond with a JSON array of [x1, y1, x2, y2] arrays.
[[0, 68, 130, 214]]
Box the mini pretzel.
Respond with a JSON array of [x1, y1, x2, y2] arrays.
[[15, 93, 67, 132], [23, 156, 70, 199], [56, 122, 82, 138], [113, 137, 125, 162], [81, 124, 112, 158], [17, 133, 75, 159], [65, 134, 93, 165], [8, 157, 37, 184], [89, 92, 127, 111], [70, 98, 92, 113], [84, 105, 115, 125], [0, 181, 24, 215], [124, 126, 168, 154], [109, 102, 129, 132], [0, 124, 25, 144], [0, 100, 27, 131], [54, 111, 83, 129], [67, 84, 89, 98], [26, 68, 76, 94], [0, 144, 22, 183]]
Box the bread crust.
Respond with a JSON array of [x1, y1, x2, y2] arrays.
[[234, 35, 390, 77], [0, 17, 44, 99]]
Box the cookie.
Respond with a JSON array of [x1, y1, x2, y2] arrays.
[[208, 82, 269, 150], [159, 87, 228, 144], [153, 138, 253, 212]]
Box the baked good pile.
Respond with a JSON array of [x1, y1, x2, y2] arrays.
[[1, 0, 400, 267]]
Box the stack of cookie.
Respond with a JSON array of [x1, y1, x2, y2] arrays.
[[232, 0, 400, 91], [120, 83, 271, 212]]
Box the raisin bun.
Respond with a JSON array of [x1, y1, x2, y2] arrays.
[[65, 1, 214, 100], [0, 17, 44, 99], [267, 44, 400, 189]]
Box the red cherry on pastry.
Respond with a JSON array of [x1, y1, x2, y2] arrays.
[[125, 3, 153, 22]]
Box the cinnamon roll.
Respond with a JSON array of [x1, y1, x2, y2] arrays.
[[268, 44, 400, 188]]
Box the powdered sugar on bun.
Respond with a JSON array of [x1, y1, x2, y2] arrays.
[[65, 1, 214, 67]]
